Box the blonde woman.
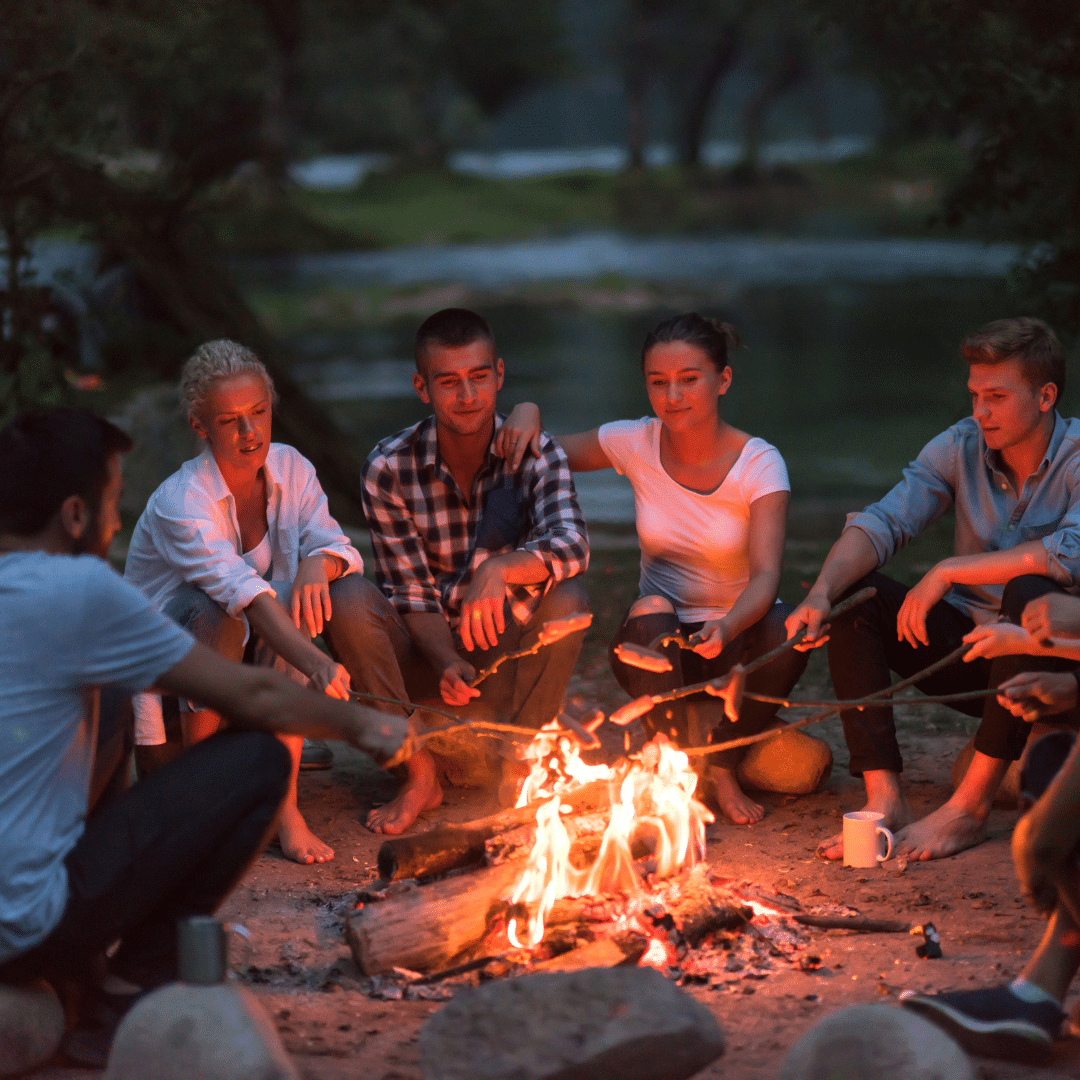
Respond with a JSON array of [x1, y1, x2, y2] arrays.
[[126, 340, 371, 864]]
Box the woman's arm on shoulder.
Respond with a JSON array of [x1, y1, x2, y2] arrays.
[[496, 403, 612, 471]]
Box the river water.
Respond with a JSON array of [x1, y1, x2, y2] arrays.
[[245, 235, 1036, 527]]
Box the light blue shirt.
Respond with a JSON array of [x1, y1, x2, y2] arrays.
[[846, 414, 1080, 623], [0, 553, 192, 962]]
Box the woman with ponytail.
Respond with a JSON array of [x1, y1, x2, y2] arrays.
[[501, 313, 820, 824]]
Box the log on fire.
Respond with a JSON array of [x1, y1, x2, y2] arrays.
[[347, 861, 524, 975], [377, 778, 613, 882]]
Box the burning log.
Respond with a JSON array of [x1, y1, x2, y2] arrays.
[[376, 778, 613, 882], [347, 861, 524, 975], [531, 933, 648, 973]]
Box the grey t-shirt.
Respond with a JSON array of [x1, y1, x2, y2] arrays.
[[0, 552, 193, 963]]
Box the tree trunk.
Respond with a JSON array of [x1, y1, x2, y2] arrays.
[[676, 25, 742, 168], [50, 155, 368, 523]]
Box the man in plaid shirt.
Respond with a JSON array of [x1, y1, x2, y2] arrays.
[[347, 309, 590, 834]]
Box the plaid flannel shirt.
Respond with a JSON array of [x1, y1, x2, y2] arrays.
[[362, 414, 589, 629]]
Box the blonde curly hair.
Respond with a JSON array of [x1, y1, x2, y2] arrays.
[[181, 339, 277, 422]]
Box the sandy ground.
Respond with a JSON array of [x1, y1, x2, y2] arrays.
[[31, 540, 1080, 1079], [34, 684, 1080, 1080]]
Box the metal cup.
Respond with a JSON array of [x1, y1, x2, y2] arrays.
[[178, 916, 228, 985]]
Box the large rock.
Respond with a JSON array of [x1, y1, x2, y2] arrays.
[[736, 727, 833, 795], [419, 966, 724, 1080], [777, 1004, 974, 1080], [0, 980, 64, 1078], [104, 983, 299, 1080], [951, 722, 1057, 809]]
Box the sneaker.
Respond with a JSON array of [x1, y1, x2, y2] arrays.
[[299, 739, 333, 771], [900, 984, 1064, 1061]]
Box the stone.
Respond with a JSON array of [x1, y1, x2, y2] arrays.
[[0, 980, 64, 1078], [776, 1003, 975, 1080], [104, 982, 300, 1080], [419, 965, 724, 1080], [736, 727, 833, 795], [951, 722, 1057, 810]]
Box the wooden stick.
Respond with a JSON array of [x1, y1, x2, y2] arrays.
[[741, 686, 1000, 709], [686, 642, 971, 758], [793, 914, 911, 933], [470, 614, 593, 688]]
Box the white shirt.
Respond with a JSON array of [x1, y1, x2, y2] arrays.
[[125, 442, 362, 743], [0, 553, 192, 962], [598, 418, 790, 623]]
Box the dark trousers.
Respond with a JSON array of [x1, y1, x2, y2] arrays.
[[828, 571, 1080, 776], [610, 602, 808, 769], [0, 693, 290, 990]]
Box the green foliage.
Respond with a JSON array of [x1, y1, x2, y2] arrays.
[[810, 0, 1080, 336]]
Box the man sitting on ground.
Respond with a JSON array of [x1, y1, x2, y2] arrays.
[[786, 317, 1080, 861], [903, 591, 1080, 1057], [0, 408, 410, 1066], [352, 308, 591, 835]]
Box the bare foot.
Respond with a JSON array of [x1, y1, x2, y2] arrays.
[[893, 801, 988, 861], [817, 772, 912, 860], [278, 804, 335, 864], [366, 749, 443, 835], [712, 767, 765, 825]]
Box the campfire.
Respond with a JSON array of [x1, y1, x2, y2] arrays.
[[344, 715, 901, 1003]]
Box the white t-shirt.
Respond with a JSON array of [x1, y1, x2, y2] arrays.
[[0, 553, 193, 963], [598, 418, 790, 623]]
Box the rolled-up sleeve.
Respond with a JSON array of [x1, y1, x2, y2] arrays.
[[361, 455, 444, 615], [1042, 460, 1080, 586], [521, 436, 590, 582], [844, 429, 957, 564], [147, 499, 275, 617], [296, 461, 364, 576]]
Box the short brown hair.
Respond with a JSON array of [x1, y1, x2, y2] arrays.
[[414, 309, 495, 372], [961, 317, 1066, 400]]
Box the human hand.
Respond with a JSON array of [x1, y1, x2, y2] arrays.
[[306, 657, 351, 701], [291, 555, 334, 637], [962, 622, 1042, 661], [896, 566, 950, 648], [493, 403, 542, 470], [785, 594, 831, 651], [459, 561, 507, 651], [440, 658, 480, 707], [995, 671, 1079, 721], [345, 705, 416, 767], [689, 620, 727, 660], [1023, 593, 1080, 645]]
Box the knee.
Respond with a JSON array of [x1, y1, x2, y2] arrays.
[[164, 584, 245, 659], [328, 573, 393, 631], [1000, 575, 1061, 623], [218, 730, 291, 795], [543, 577, 591, 620], [628, 594, 674, 619]]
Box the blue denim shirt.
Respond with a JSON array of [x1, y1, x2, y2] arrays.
[[846, 414, 1080, 623]]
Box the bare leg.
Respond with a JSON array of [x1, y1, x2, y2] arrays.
[[894, 750, 1008, 861], [710, 767, 765, 825], [1022, 904, 1080, 1003], [274, 733, 335, 864], [366, 747, 443, 835], [818, 768, 912, 859]]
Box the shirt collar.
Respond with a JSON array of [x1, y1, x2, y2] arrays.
[[418, 413, 506, 471], [198, 443, 281, 501]]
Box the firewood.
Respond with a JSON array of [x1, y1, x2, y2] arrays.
[[347, 861, 524, 975], [377, 778, 612, 882], [793, 915, 911, 933], [531, 933, 647, 973]]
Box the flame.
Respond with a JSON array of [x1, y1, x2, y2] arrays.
[[506, 732, 714, 949]]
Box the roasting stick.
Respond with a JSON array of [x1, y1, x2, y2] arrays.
[[740, 686, 1001, 709], [683, 641, 972, 758], [610, 587, 878, 724], [469, 614, 593, 688]]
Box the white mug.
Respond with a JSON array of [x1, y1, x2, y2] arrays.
[[842, 810, 893, 868]]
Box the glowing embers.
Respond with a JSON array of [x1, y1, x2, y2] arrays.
[[506, 732, 714, 950]]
